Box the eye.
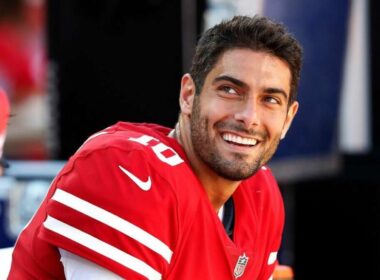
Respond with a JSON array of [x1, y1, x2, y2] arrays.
[[220, 86, 238, 95], [263, 96, 281, 105]]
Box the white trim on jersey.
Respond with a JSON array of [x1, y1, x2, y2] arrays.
[[217, 205, 224, 221], [44, 216, 162, 280], [51, 188, 173, 263], [59, 248, 123, 280], [267, 251, 278, 265]]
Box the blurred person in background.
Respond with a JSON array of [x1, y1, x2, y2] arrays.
[[0, 89, 10, 175], [8, 15, 302, 279], [0, 0, 48, 160]]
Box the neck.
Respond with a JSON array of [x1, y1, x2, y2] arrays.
[[172, 118, 241, 212]]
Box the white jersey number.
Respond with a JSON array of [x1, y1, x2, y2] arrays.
[[129, 135, 183, 166]]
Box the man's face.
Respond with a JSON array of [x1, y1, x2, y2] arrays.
[[189, 49, 298, 181]]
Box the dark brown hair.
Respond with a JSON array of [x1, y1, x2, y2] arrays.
[[190, 15, 303, 104]]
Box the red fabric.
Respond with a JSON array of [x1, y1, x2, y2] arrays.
[[0, 89, 9, 133], [0, 21, 46, 102], [10, 122, 284, 279], [0, 25, 35, 91]]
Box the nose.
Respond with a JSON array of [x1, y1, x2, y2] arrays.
[[233, 99, 260, 128]]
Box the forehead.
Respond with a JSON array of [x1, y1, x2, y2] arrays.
[[209, 48, 291, 92]]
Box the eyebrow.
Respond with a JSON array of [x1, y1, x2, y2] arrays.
[[264, 87, 289, 100], [213, 75, 248, 89], [213, 75, 289, 100]]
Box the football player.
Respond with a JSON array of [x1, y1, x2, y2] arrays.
[[9, 15, 302, 279]]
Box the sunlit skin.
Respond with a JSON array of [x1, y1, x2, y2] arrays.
[[175, 49, 299, 211]]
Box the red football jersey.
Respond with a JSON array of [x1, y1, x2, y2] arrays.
[[9, 122, 284, 280]]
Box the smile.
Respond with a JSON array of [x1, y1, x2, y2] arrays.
[[222, 133, 258, 146]]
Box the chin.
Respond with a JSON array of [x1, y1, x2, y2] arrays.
[[213, 159, 262, 181]]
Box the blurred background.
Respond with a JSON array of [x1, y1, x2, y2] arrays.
[[0, 0, 379, 279]]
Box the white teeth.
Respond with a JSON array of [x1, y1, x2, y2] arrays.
[[222, 133, 257, 146]]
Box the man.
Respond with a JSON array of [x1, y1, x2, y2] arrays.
[[9, 15, 302, 279], [0, 89, 10, 175]]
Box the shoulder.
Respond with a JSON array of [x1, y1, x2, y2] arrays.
[[74, 122, 172, 155], [39, 123, 185, 278], [55, 122, 186, 212], [61, 122, 182, 174]]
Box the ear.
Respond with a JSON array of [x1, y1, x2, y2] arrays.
[[179, 74, 196, 116], [281, 101, 299, 140]]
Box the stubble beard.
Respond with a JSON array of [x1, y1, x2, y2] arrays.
[[190, 97, 280, 181]]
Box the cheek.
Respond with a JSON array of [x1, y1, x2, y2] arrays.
[[263, 111, 289, 136], [200, 91, 246, 121], [201, 100, 233, 123]]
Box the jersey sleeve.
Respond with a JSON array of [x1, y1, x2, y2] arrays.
[[38, 146, 179, 280], [59, 248, 123, 280]]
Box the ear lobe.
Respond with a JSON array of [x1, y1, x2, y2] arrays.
[[179, 74, 196, 115], [281, 101, 299, 140]]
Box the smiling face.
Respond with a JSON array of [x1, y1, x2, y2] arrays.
[[180, 49, 298, 181]]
